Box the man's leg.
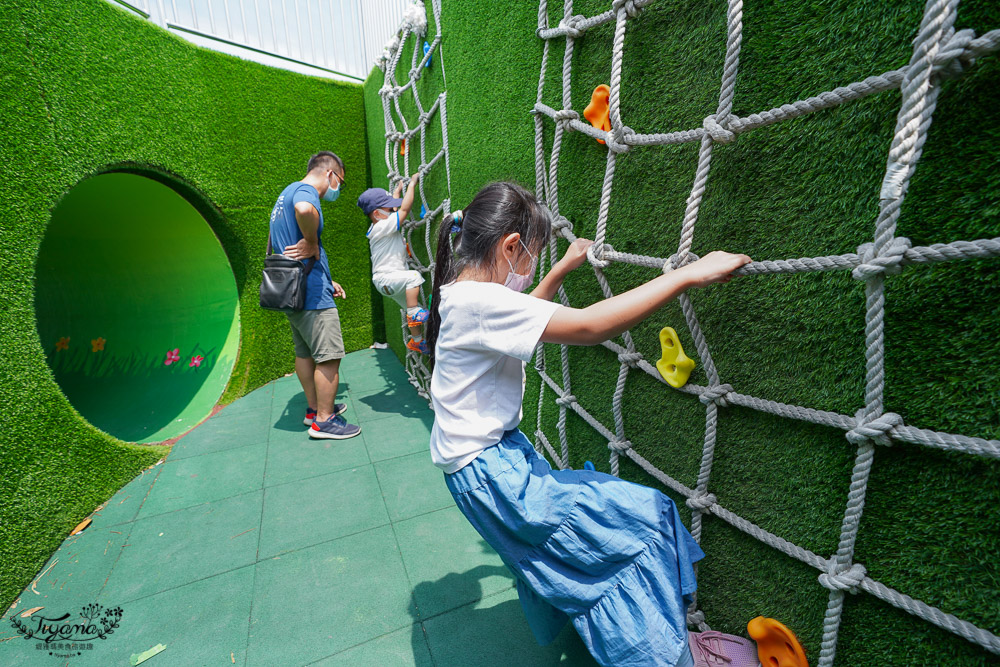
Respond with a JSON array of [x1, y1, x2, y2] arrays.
[[288, 313, 318, 412], [314, 358, 341, 422], [295, 356, 317, 409], [305, 308, 359, 438]]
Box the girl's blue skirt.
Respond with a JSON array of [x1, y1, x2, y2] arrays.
[[445, 429, 704, 667]]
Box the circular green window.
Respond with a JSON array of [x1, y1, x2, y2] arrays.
[[35, 172, 240, 443]]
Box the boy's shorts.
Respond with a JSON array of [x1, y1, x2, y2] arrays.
[[285, 307, 345, 363], [373, 270, 425, 309]]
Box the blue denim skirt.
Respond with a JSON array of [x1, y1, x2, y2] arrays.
[[445, 429, 704, 667]]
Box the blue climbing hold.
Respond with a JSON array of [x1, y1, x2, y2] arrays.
[[584, 461, 595, 471], [423, 41, 432, 68], [420, 204, 426, 219]]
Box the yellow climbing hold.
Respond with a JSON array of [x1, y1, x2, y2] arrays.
[[747, 616, 809, 667], [656, 327, 695, 388]]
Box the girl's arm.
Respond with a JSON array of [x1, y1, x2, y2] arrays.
[[531, 238, 593, 301], [540, 251, 751, 345]]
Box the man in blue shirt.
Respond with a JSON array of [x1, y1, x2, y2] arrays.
[[269, 151, 360, 439]]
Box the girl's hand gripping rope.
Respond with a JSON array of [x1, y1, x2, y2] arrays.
[[541, 250, 751, 346]]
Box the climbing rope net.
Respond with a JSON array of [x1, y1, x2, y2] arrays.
[[377, 0, 452, 400], [529, 0, 1000, 663]]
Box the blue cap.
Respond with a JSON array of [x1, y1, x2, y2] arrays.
[[357, 188, 403, 216]]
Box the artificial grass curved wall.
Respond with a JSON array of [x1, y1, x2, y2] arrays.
[[364, 1, 1000, 664], [0, 0, 370, 608]]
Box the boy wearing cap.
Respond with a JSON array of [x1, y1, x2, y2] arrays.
[[358, 174, 429, 354]]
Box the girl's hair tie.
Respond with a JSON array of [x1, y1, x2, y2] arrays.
[[450, 209, 464, 234]]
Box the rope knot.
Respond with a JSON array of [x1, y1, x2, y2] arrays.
[[607, 439, 632, 454], [558, 15, 585, 39], [664, 251, 699, 273], [555, 394, 577, 407], [605, 125, 633, 154], [409, 68, 422, 82], [587, 243, 610, 269], [819, 562, 867, 594], [852, 237, 912, 280], [418, 112, 430, 125], [553, 108, 580, 133], [612, 0, 643, 18], [699, 384, 733, 407], [686, 609, 706, 628], [686, 492, 717, 511], [702, 114, 735, 144], [932, 28, 977, 79], [846, 410, 903, 446], [550, 214, 574, 235], [617, 352, 642, 367]]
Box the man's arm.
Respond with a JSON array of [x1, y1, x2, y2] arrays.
[[285, 201, 320, 259]]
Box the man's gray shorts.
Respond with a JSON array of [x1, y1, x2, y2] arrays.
[[285, 308, 345, 363]]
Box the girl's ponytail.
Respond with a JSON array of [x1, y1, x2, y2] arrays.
[[425, 209, 463, 358]]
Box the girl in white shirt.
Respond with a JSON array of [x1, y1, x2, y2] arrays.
[[426, 182, 751, 667]]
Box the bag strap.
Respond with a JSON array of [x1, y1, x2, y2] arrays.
[[267, 233, 317, 275]]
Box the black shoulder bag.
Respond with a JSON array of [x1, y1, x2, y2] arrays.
[[259, 236, 317, 312]]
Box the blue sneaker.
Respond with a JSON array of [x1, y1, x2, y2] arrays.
[[304, 403, 347, 426], [309, 414, 361, 440]]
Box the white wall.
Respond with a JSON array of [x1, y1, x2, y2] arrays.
[[109, 0, 411, 81]]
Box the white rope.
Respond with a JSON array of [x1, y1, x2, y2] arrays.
[[530, 0, 1000, 661], [378, 0, 452, 401]]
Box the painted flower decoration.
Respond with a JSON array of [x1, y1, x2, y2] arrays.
[[189, 355, 204, 368], [164, 348, 180, 366], [55, 337, 70, 351], [91, 337, 106, 352]]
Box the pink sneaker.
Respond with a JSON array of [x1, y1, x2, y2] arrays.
[[689, 630, 760, 667]]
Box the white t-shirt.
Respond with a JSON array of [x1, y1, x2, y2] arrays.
[[429, 281, 563, 473], [367, 211, 407, 274]]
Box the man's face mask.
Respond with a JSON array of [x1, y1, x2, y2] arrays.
[[503, 239, 538, 292], [323, 172, 342, 202]]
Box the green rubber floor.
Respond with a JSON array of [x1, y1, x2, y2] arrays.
[[1, 349, 597, 666]]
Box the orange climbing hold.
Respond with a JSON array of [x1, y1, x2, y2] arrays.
[[400, 138, 406, 155], [583, 84, 611, 145], [747, 617, 809, 667]]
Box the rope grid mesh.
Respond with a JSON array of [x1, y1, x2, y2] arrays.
[[377, 0, 451, 400], [529, 0, 1000, 663]]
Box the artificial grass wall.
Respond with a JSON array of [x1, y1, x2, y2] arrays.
[[364, 1, 1000, 664], [0, 0, 371, 609]]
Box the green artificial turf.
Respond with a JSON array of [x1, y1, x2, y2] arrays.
[[364, 1, 1000, 664], [0, 0, 371, 609]]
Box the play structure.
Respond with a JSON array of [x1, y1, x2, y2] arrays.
[[35, 172, 240, 442], [374, 0, 452, 400], [526, 1, 1000, 664], [3, 0, 998, 663]]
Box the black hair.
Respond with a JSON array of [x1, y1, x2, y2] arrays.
[[425, 182, 552, 357], [307, 151, 344, 175]]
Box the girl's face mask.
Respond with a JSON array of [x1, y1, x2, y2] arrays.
[[503, 239, 538, 292]]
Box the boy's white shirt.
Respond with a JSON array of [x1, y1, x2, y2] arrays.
[[429, 281, 562, 473], [367, 211, 407, 274]]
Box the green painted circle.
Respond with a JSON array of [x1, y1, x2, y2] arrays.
[[35, 172, 240, 443]]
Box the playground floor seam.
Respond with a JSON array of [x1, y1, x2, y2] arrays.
[[1, 348, 596, 666]]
